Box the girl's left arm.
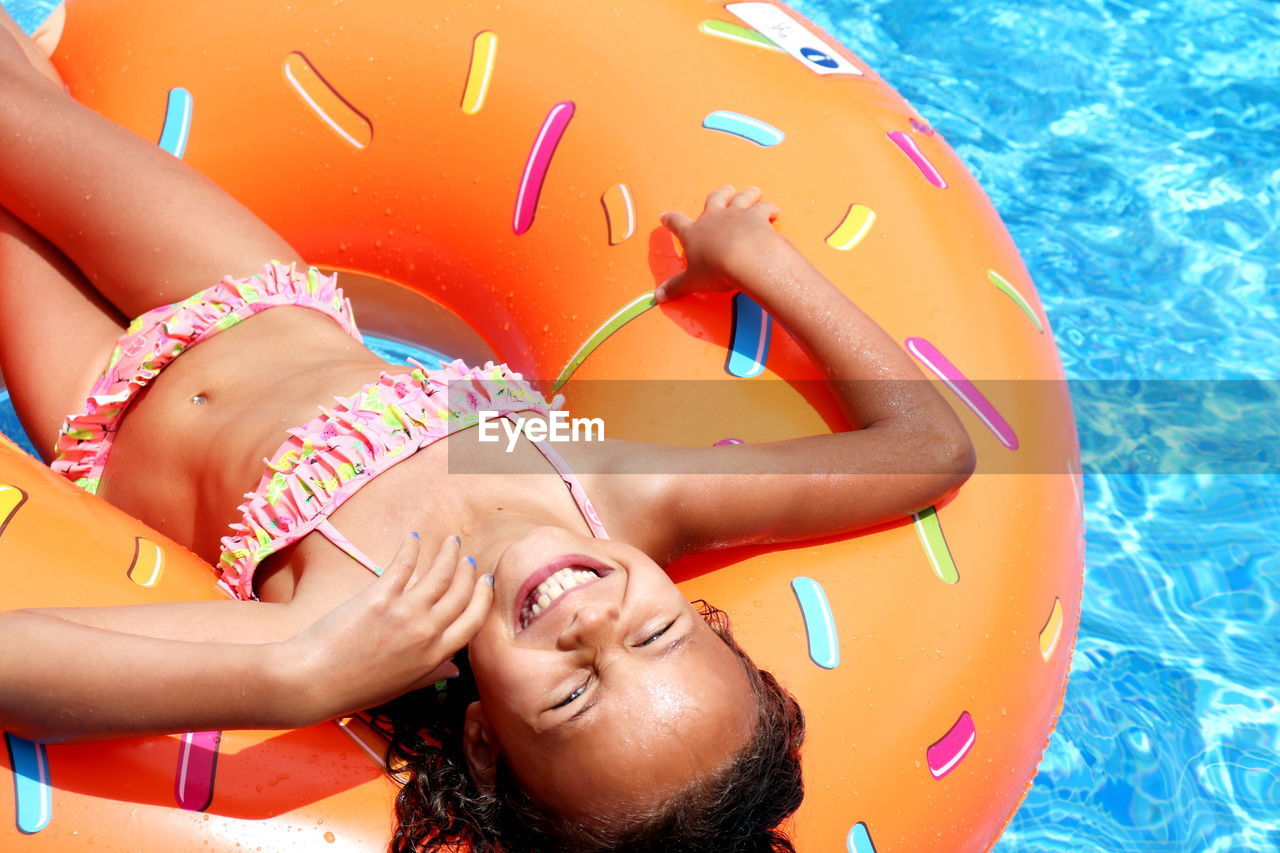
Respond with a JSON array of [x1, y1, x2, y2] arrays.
[[598, 187, 975, 558]]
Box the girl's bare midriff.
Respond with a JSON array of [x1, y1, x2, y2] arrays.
[[101, 305, 597, 601]]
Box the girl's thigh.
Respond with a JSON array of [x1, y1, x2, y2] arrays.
[[0, 205, 125, 460], [0, 36, 304, 320]]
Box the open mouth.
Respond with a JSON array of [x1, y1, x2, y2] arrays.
[[514, 557, 612, 632]]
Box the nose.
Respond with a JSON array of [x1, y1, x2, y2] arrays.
[[557, 600, 622, 651]]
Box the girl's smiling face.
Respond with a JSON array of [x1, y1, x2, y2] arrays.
[[463, 526, 757, 818]]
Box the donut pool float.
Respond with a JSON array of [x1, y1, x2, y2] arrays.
[[0, 0, 1083, 850]]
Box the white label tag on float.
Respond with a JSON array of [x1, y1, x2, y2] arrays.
[[726, 2, 863, 76]]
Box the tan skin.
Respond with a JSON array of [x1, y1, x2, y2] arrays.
[[0, 20, 972, 815]]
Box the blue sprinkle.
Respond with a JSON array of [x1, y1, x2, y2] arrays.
[[791, 577, 840, 669], [726, 292, 773, 378], [847, 822, 877, 853], [5, 733, 52, 834], [158, 87, 193, 158], [702, 110, 785, 147]]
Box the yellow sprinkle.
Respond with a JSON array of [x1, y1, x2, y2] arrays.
[[127, 537, 166, 587], [1039, 597, 1065, 661], [461, 31, 498, 115], [825, 203, 876, 250]]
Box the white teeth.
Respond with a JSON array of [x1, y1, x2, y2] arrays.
[[520, 567, 601, 629]]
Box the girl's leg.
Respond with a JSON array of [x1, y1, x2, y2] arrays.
[[0, 203, 125, 460], [0, 27, 304, 319]]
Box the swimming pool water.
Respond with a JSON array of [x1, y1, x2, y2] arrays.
[[4, 0, 1279, 850]]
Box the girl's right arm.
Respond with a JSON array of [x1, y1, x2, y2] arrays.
[[0, 610, 295, 741], [0, 533, 491, 743]]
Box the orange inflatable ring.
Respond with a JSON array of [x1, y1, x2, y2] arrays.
[[0, 0, 1083, 850]]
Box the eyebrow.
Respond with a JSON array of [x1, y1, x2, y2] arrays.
[[559, 630, 696, 728]]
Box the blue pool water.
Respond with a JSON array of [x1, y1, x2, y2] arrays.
[[5, 0, 1279, 850]]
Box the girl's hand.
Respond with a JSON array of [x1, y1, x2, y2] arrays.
[[283, 533, 492, 721], [657, 185, 786, 303]]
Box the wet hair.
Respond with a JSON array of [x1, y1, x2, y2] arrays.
[[370, 600, 805, 853]]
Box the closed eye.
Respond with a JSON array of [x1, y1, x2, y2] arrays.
[[637, 619, 676, 647], [552, 681, 588, 710]]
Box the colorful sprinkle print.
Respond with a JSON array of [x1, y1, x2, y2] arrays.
[[157, 87, 192, 158], [887, 130, 947, 188], [1040, 597, 1065, 661], [905, 337, 1019, 450], [513, 101, 575, 235], [847, 822, 877, 853], [553, 293, 656, 391], [174, 730, 221, 812], [791, 576, 840, 669], [4, 734, 51, 834], [282, 52, 372, 149], [908, 117, 936, 137], [698, 19, 783, 51], [702, 110, 785, 147], [726, 292, 773, 378], [988, 269, 1044, 332], [927, 711, 976, 780], [601, 183, 637, 245], [0, 484, 26, 536], [336, 716, 389, 770], [461, 31, 498, 115], [127, 536, 165, 588], [913, 505, 959, 584], [826, 203, 877, 250]]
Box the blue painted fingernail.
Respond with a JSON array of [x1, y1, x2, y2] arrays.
[[410, 532, 419, 540], [466, 556, 476, 567], [454, 535, 462, 545], [483, 573, 495, 588]]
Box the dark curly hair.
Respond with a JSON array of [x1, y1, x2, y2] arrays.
[[370, 600, 805, 852]]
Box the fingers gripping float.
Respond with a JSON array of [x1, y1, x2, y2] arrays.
[[657, 185, 783, 304]]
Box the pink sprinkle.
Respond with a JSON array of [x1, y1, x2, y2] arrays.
[[174, 730, 222, 811], [909, 117, 935, 137], [887, 130, 947, 188], [905, 337, 1018, 450], [714, 438, 745, 446], [926, 711, 975, 780], [513, 101, 576, 235]]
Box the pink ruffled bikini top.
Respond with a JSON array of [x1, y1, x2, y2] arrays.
[[218, 359, 609, 600]]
